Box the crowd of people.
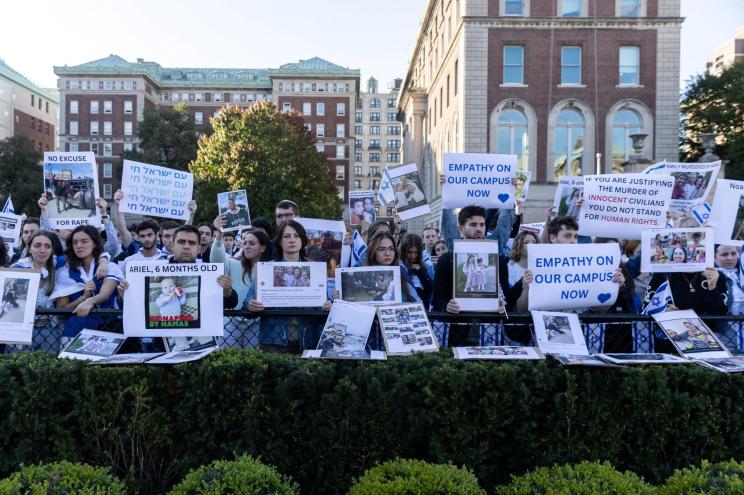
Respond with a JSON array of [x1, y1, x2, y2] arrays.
[[0, 176, 742, 355]]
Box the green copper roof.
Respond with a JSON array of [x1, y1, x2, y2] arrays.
[[0, 58, 58, 102], [54, 55, 358, 88]]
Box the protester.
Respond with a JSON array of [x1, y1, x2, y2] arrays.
[[275, 200, 299, 228], [159, 220, 180, 256], [196, 222, 215, 262], [398, 233, 433, 306], [716, 244, 744, 315], [8, 217, 41, 265], [506, 231, 538, 289], [222, 231, 237, 256], [430, 240, 448, 265]]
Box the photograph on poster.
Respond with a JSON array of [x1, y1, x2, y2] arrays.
[[302, 349, 387, 360], [386, 164, 430, 220], [349, 190, 376, 225], [710, 179, 744, 245], [653, 310, 729, 358], [453, 346, 544, 360], [553, 178, 583, 219], [377, 303, 438, 355], [272, 265, 312, 287], [670, 170, 714, 201], [43, 152, 100, 227], [453, 240, 500, 311], [218, 190, 251, 232], [732, 194, 744, 242], [531, 311, 588, 355], [0, 278, 29, 324], [256, 262, 327, 307], [0, 214, 21, 249], [0, 271, 40, 344], [551, 354, 620, 367], [515, 170, 531, 201], [145, 276, 201, 330], [642, 228, 712, 273], [295, 218, 345, 272], [58, 330, 126, 361], [336, 266, 402, 305], [316, 301, 376, 351], [597, 353, 690, 365]]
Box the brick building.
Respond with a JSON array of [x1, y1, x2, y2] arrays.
[[0, 59, 58, 153], [54, 55, 359, 201], [398, 0, 683, 225]]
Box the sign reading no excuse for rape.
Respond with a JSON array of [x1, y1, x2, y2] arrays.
[[527, 243, 620, 311], [442, 153, 516, 209], [119, 160, 194, 221], [578, 173, 674, 240]]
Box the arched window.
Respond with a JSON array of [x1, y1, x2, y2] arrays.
[[611, 109, 642, 172], [490, 100, 536, 174], [552, 108, 585, 180]]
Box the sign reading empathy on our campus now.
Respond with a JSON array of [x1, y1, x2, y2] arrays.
[[119, 160, 194, 221], [578, 173, 674, 240], [527, 243, 620, 311], [442, 153, 516, 209]]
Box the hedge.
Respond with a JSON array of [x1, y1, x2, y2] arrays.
[[348, 458, 484, 495], [2, 350, 744, 494], [658, 460, 744, 494], [0, 460, 126, 494]]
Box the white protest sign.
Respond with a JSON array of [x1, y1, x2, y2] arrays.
[[527, 243, 620, 311], [641, 228, 713, 274], [710, 179, 744, 245], [552, 177, 584, 218], [0, 270, 40, 344], [119, 160, 194, 221], [518, 223, 545, 236], [43, 152, 101, 229], [645, 161, 720, 211], [442, 153, 516, 208], [123, 261, 224, 337], [0, 212, 22, 249], [531, 311, 588, 356], [578, 173, 674, 240]]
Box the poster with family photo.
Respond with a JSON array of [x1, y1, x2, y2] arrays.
[[123, 261, 224, 337], [348, 190, 376, 226], [651, 161, 720, 211], [377, 302, 438, 355], [43, 152, 101, 228], [552, 176, 584, 219], [641, 228, 713, 273], [335, 266, 402, 306], [692, 356, 744, 373], [515, 170, 531, 201], [0, 213, 22, 249], [388, 163, 430, 221], [531, 311, 589, 356], [0, 271, 40, 344], [295, 218, 346, 271], [58, 329, 126, 361], [316, 300, 376, 352], [256, 261, 327, 307], [596, 353, 690, 365], [453, 240, 500, 311], [302, 349, 387, 360], [453, 346, 544, 361], [217, 190, 251, 232], [653, 309, 730, 359]]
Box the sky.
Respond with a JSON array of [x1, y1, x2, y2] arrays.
[[0, 0, 741, 93]]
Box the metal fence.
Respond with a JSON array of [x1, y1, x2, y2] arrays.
[[5, 308, 744, 356]]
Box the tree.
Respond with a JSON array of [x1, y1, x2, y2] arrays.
[[124, 102, 208, 171], [189, 102, 342, 223], [0, 136, 42, 215], [681, 63, 744, 178]]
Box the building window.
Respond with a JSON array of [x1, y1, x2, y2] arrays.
[[316, 124, 325, 137], [354, 179, 362, 189], [503, 46, 524, 85], [370, 166, 380, 176], [103, 184, 113, 199], [302, 102, 312, 115], [387, 112, 396, 121], [337, 124, 345, 138], [124, 121, 133, 136], [388, 126, 401, 135], [370, 126, 380, 135], [369, 152, 381, 162], [387, 98, 396, 108], [387, 139, 401, 148], [337, 103, 346, 116], [559, 0, 584, 16], [90, 101, 99, 114], [124, 80, 134, 90], [611, 108, 643, 172], [369, 139, 380, 148], [316, 102, 325, 116], [355, 111, 363, 123], [336, 165, 345, 180], [69, 143, 78, 152], [617, 0, 642, 16], [104, 101, 112, 114], [91, 143, 99, 155], [560, 47, 582, 85], [354, 165, 363, 175], [103, 162, 113, 178], [387, 153, 400, 162], [337, 187, 345, 200], [46, 101, 49, 113], [69, 121, 78, 135], [355, 138, 363, 149], [619, 46, 640, 85], [213, 93, 223, 102], [313, 143, 325, 154], [370, 112, 380, 122], [336, 146, 345, 159], [355, 151, 363, 162], [503, 0, 525, 15], [90, 122, 99, 136], [370, 98, 380, 108], [31, 94, 34, 106], [552, 108, 585, 179], [123, 143, 133, 152], [282, 102, 291, 113], [354, 125, 363, 134], [124, 101, 133, 114], [103, 143, 113, 156], [194, 112, 203, 125], [104, 121, 112, 136], [70, 100, 78, 114], [369, 179, 379, 190], [494, 108, 529, 170]]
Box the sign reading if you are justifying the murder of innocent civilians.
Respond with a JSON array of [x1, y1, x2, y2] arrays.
[[578, 173, 674, 240], [527, 243, 621, 311], [119, 160, 194, 221], [442, 153, 516, 209]]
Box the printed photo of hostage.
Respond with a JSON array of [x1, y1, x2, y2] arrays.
[[392, 174, 426, 211], [348, 191, 376, 226], [0, 278, 29, 323], [731, 194, 744, 242], [272, 265, 312, 287], [543, 314, 574, 344], [145, 276, 201, 330], [217, 190, 251, 232], [670, 171, 713, 201], [455, 253, 498, 297], [43, 159, 99, 222], [658, 317, 725, 354], [641, 228, 713, 274]]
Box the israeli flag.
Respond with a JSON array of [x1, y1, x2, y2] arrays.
[[351, 230, 367, 266], [377, 167, 395, 205], [2, 195, 14, 214], [642, 281, 674, 315]]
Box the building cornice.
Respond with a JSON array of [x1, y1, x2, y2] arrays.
[[461, 15, 684, 29]]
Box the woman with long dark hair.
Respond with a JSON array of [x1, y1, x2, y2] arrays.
[[398, 233, 432, 307]]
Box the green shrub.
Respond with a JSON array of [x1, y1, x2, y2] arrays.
[[348, 458, 485, 495], [0, 460, 126, 494], [167, 454, 298, 495], [658, 459, 744, 494], [494, 461, 654, 495]]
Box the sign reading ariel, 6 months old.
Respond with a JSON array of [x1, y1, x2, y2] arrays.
[[527, 243, 620, 311]]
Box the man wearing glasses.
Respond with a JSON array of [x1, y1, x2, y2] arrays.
[[274, 200, 300, 227]]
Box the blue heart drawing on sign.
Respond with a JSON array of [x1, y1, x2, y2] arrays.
[[497, 193, 510, 203], [597, 293, 612, 304]]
